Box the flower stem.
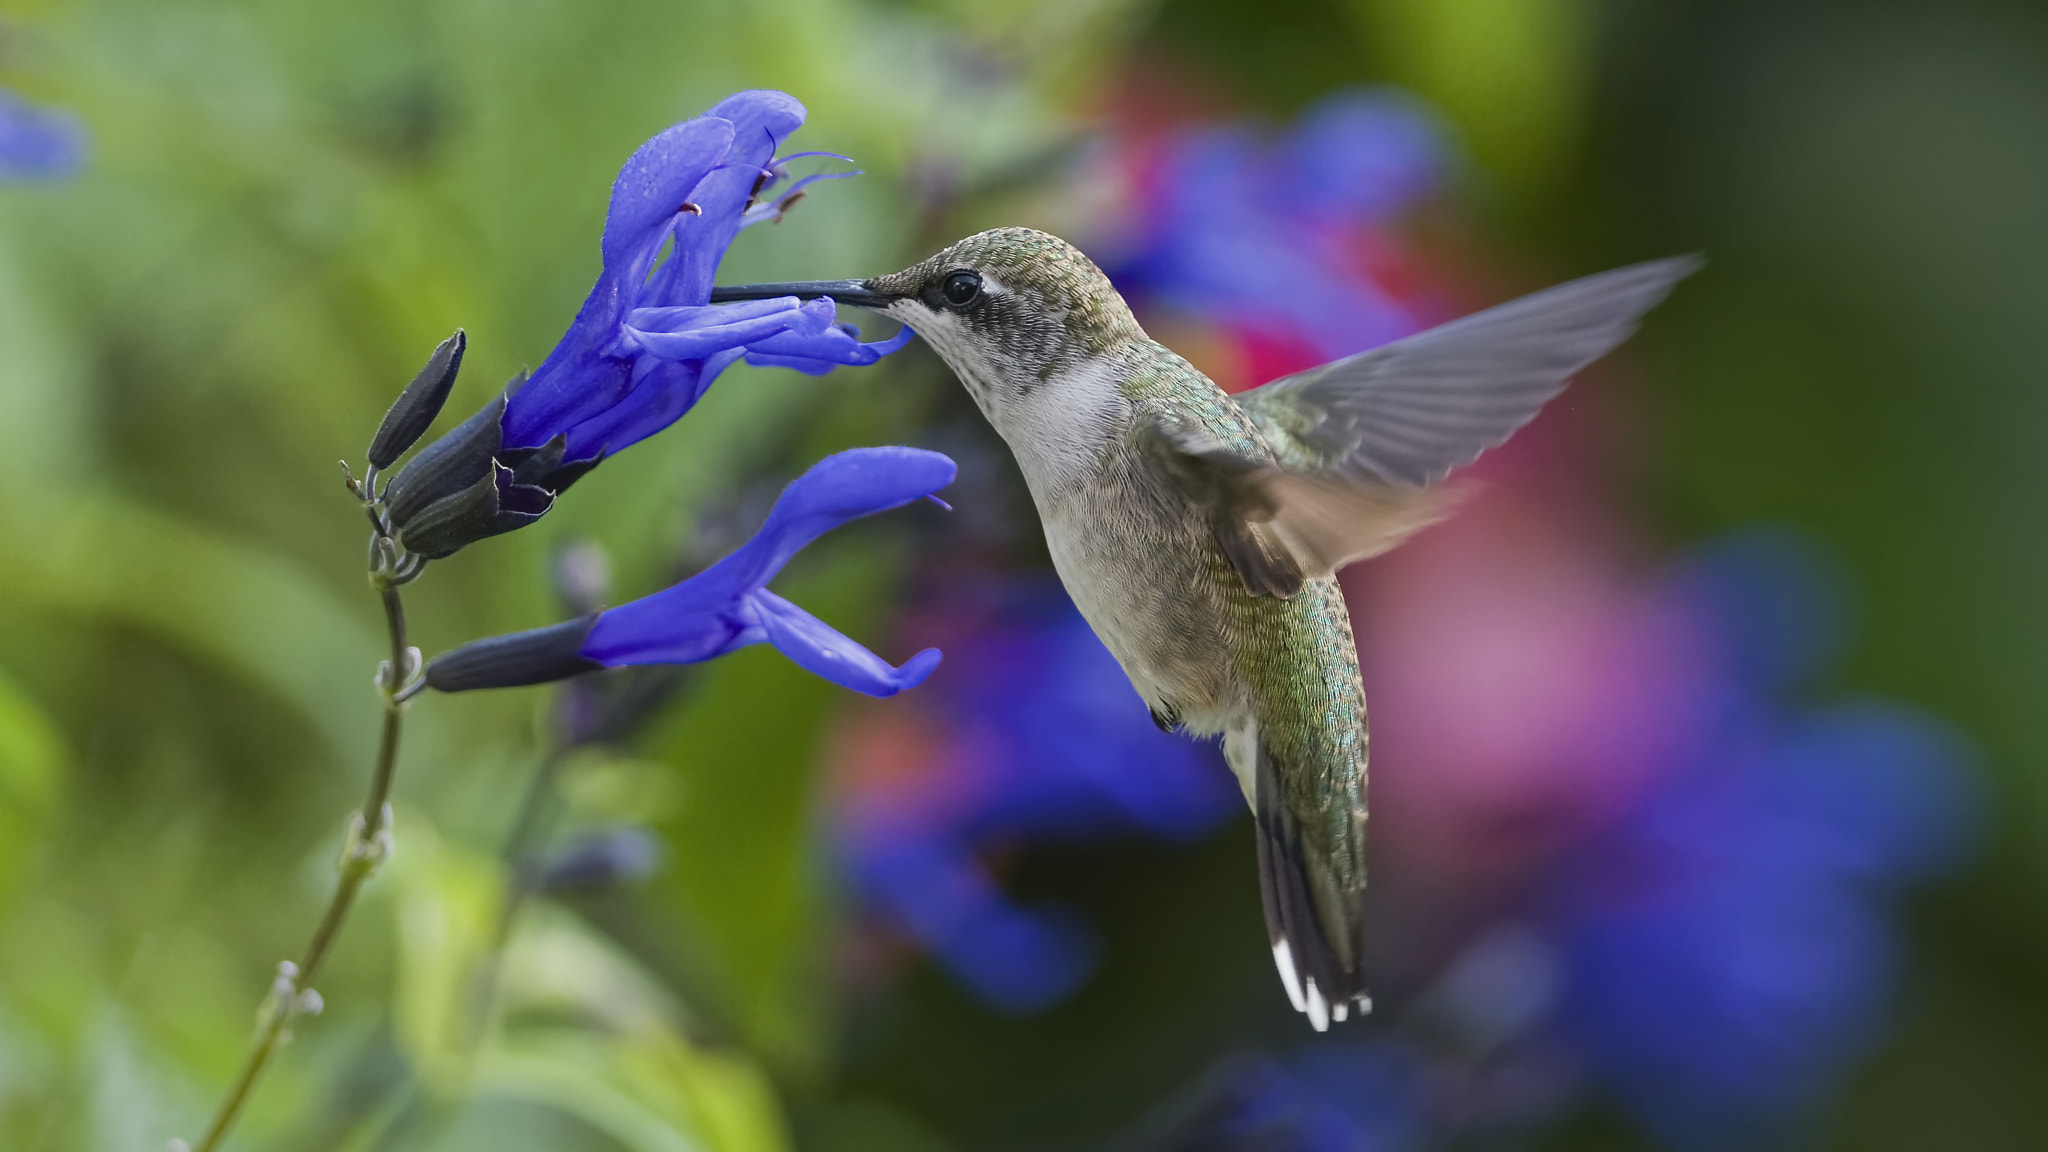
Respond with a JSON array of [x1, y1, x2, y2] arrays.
[[189, 583, 413, 1152]]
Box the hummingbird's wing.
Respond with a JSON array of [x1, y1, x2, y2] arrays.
[[1238, 256, 1701, 487], [1138, 419, 1452, 598], [1168, 255, 1700, 595]]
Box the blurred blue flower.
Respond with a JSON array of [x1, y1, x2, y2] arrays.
[[534, 825, 666, 891], [498, 89, 911, 485], [0, 87, 86, 180], [1398, 531, 1978, 1151], [426, 447, 951, 698], [834, 586, 1241, 1010], [1101, 89, 1442, 375], [1534, 530, 1977, 1152], [1118, 1047, 1426, 1152]]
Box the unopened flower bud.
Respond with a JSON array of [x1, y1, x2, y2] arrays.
[[424, 615, 604, 693], [383, 394, 505, 529], [368, 330, 466, 470]]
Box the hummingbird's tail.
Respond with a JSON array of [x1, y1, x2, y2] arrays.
[[1252, 737, 1370, 1031]]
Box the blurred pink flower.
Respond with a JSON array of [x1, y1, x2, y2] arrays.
[[1351, 420, 1712, 892]]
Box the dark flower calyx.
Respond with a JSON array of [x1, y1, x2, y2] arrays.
[[425, 614, 605, 693], [384, 392, 505, 526], [500, 433, 606, 495], [394, 461, 554, 560], [368, 330, 466, 470]]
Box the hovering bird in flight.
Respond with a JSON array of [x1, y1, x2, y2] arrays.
[[715, 229, 1698, 1029]]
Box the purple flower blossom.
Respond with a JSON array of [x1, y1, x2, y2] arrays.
[[500, 89, 910, 474], [425, 447, 952, 698], [0, 88, 86, 180], [1385, 530, 1978, 1151], [374, 91, 911, 560], [832, 587, 1241, 1010], [1119, 1047, 1426, 1152], [1107, 539, 1976, 1152], [1098, 88, 1442, 378], [1537, 532, 1978, 1152], [534, 826, 666, 892]]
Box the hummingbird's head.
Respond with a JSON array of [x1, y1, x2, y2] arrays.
[[712, 228, 1144, 422]]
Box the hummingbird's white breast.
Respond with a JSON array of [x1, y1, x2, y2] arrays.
[[997, 358, 1246, 735], [891, 301, 1247, 737]]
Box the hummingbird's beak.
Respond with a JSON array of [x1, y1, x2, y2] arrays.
[[708, 279, 896, 310]]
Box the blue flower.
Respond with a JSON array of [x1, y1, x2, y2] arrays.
[[1101, 88, 1441, 373], [0, 88, 86, 180], [534, 826, 666, 892], [424, 447, 952, 698], [580, 447, 948, 694], [1535, 532, 1978, 1152], [854, 838, 1100, 1013], [374, 91, 911, 560], [833, 586, 1241, 1011], [499, 89, 911, 476], [1117, 1047, 1426, 1152]]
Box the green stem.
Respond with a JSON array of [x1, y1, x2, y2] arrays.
[[189, 583, 412, 1152]]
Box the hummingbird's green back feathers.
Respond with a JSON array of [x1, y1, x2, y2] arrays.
[[1107, 341, 1380, 1022], [1242, 574, 1374, 1026]]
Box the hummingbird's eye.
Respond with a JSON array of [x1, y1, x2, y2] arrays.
[[940, 270, 983, 309]]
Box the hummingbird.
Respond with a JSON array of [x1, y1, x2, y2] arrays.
[[713, 229, 1698, 1030]]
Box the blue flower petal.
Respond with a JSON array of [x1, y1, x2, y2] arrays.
[[742, 322, 916, 373], [557, 357, 723, 463], [577, 447, 955, 691], [864, 325, 919, 356], [602, 117, 736, 266], [495, 91, 900, 476], [627, 296, 814, 331], [752, 589, 941, 696], [738, 352, 853, 376], [643, 89, 807, 308], [708, 446, 957, 593], [503, 116, 735, 448], [582, 576, 757, 666], [621, 302, 815, 360]]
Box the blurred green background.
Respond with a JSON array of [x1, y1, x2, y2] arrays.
[[1, 0, 2045, 1149]]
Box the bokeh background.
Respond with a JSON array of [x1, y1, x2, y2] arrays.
[[0, 0, 2043, 1149]]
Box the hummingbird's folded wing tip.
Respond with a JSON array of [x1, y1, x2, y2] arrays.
[[1253, 734, 1373, 1031]]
